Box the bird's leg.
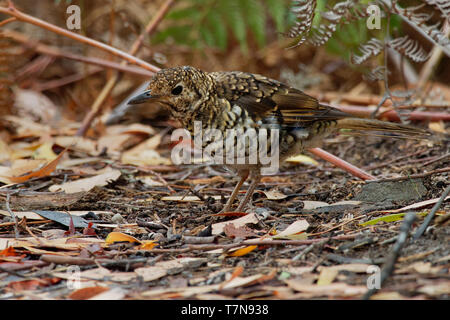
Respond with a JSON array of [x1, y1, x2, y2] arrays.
[[236, 170, 261, 212], [220, 170, 249, 213]]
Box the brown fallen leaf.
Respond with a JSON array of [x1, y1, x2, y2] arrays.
[[4, 148, 67, 183], [223, 224, 258, 239], [68, 286, 110, 300], [212, 213, 259, 235]]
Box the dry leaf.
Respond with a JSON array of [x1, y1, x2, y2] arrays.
[[228, 245, 257, 257], [273, 220, 309, 239], [285, 154, 319, 166], [13, 88, 59, 123], [302, 201, 329, 210], [428, 121, 446, 133], [49, 168, 121, 193], [54, 136, 98, 155], [68, 286, 110, 300], [263, 189, 288, 200], [121, 134, 171, 166], [105, 232, 140, 244], [5, 149, 67, 183], [33, 143, 57, 161], [162, 195, 222, 202], [134, 266, 168, 282], [212, 213, 259, 235], [317, 264, 370, 285], [223, 224, 257, 239], [285, 280, 366, 297]]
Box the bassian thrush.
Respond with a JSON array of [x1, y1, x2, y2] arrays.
[[124, 66, 428, 213]]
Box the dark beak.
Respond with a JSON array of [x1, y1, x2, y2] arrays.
[[128, 90, 155, 105]]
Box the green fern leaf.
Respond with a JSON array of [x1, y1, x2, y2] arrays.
[[206, 10, 228, 50], [265, 0, 287, 33], [221, 0, 248, 54], [242, 0, 266, 47]]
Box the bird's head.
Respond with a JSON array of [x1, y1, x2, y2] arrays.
[[128, 66, 210, 118]]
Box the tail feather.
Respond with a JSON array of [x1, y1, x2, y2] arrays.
[[336, 118, 430, 138]]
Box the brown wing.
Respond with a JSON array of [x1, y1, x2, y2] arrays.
[[212, 71, 349, 126]]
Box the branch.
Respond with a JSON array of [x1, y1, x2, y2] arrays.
[[308, 148, 376, 181], [3, 30, 154, 78], [0, 3, 159, 72]]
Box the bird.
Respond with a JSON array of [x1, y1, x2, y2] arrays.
[[124, 66, 429, 213]]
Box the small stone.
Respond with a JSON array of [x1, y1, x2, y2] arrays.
[[111, 213, 125, 224]]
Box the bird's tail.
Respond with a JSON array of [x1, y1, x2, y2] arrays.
[[336, 118, 430, 138]]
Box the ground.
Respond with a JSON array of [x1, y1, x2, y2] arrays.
[[1, 126, 448, 300]]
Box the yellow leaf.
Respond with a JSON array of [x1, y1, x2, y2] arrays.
[[33, 143, 57, 161], [285, 154, 319, 166], [105, 232, 141, 244], [139, 240, 157, 250], [228, 245, 257, 257], [428, 121, 446, 133]]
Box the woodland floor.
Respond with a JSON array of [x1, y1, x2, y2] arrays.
[[0, 121, 448, 300]]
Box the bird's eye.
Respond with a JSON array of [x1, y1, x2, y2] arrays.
[[171, 85, 183, 95]]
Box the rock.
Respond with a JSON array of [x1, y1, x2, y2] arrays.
[[354, 179, 427, 202]]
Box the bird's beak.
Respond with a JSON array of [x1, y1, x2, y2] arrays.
[[128, 90, 157, 105]]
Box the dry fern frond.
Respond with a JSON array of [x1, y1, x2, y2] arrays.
[[351, 38, 384, 65], [385, 0, 450, 50], [388, 35, 430, 62], [424, 0, 450, 21], [308, 0, 355, 46], [285, 0, 317, 46], [363, 66, 388, 82]]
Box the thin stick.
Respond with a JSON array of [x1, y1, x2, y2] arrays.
[[3, 30, 153, 77], [413, 185, 450, 240], [308, 148, 376, 181], [0, 16, 16, 27], [374, 167, 450, 183], [5, 193, 19, 238], [0, 3, 158, 72], [363, 212, 417, 299], [417, 20, 450, 89], [75, 0, 174, 136]]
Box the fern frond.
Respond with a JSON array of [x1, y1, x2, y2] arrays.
[[363, 66, 388, 82], [424, 0, 450, 21], [382, 0, 450, 55], [388, 35, 430, 62], [308, 0, 358, 46], [285, 0, 317, 45], [351, 38, 383, 65]]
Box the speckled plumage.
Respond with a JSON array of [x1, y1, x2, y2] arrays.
[[127, 66, 427, 212]]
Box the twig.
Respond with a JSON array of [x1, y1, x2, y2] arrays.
[[417, 20, 450, 89], [148, 234, 358, 253], [413, 185, 450, 240], [363, 212, 417, 300], [75, 0, 175, 136], [0, 16, 16, 27], [3, 30, 153, 78], [373, 167, 450, 183], [292, 239, 328, 261], [0, 3, 158, 72], [308, 148, 376, 181], [5, 193, 19, 238]]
